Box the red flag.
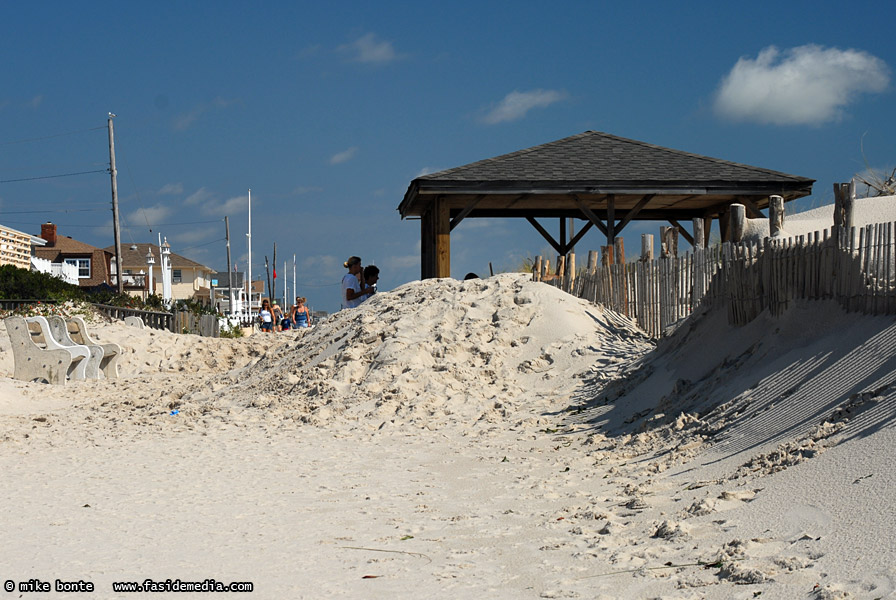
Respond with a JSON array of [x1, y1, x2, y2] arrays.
[[273, 266, 277, 279]]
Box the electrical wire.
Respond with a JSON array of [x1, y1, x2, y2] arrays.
[[0, 169, 108, 184], [0, 125, 106, 146]]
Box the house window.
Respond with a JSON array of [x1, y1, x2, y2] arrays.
[[64, 258, 91, 279], [172, 269, 182, 283]]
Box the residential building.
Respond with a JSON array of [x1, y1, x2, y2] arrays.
[[0, 223, 34, 269], [107, 242, 216, 304], [33, 222, 115, 288]]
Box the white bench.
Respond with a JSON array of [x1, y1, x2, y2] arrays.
[[3, 316, 84, 385], [66, 316, 121, 379], [25, 316, 91, 381], [46, 315, 105, 379]]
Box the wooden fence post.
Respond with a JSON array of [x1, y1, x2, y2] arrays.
[[566, 253, 576, 292], [769, 195, 784, 237], [587, 250, 598, 274], [533, 256, 542, 281], [613, 238, 626, 265], [661, 226, 678, 258], [730, 203, 746, 243], [601, 245, 614, 266], [692, 218, 705, 250], [641, 234, 654, 261]]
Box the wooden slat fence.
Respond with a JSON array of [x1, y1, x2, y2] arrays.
[[539, 223, 896, 337]]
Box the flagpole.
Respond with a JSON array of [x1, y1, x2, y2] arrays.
[[293, 254, 296, 305], [247, 188, 252, 318]]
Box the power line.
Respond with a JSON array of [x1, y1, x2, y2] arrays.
[[0, 208, 108, 215], [0, 125, 106, 146], [0, 169, 108, 184]]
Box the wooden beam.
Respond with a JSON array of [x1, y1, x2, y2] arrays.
[[435, 197, 450, 277], [614, 194, 654, 235], [526, 217, 563, 255], [420, 205, 434, 279], [668, 219, 695, 247], [607, 194, 615, 241], [571, 196, 609, 236], [449, 195, 484, 232]]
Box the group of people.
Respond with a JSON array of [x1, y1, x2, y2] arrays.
[[257, 256, 378, 332], [258, 296, 312, 333], [341, 256, 379, 310]]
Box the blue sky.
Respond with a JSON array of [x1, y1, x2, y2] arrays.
[[1, 1, 893, 313]]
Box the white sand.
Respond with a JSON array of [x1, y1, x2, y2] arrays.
[[1, 202, 895, 598]]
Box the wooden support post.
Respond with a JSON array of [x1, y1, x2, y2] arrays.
[[533, 256, 542, 281], [420, 208, 434, 279], [435, 198, 450, 277], [641, 234, 654, 261], [703, 216, 713, 248], [692, 218, 705, 250], [769, 195, 784, 238], [556, 255, 565, 280], [719, 208, 731, 243], [730, 203, 746, 243], [607, 194, 616, 242]]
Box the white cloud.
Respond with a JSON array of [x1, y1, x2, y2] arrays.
[[294, 185, 323, 195], [386, 254, 418, 270], [714, 44, 890, 126], [28, 95, 42, 109], [173, 97, 241, 130], [415, 166, 442, 177], [185, 187, 214, 206], [481, 89, 567, 124], [127, 204, 173, 228], [329, 146, 358, 165], [339, 33, 401, 64], [159, 183, 183, 195]]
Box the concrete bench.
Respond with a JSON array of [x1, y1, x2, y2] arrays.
[[47, 315, 105, 379], [66, 316, 121, 379], [3, 316, 83, 385], [25, 316, 91, 381]]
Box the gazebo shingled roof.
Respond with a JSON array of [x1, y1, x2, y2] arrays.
[[399, 131, 814, 278]]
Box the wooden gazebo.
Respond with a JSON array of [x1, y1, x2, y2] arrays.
[[398, 131, 814, 278]]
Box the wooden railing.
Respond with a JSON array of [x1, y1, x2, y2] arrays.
[[91, 304, 174, 331], [537, 222, 896, 337]]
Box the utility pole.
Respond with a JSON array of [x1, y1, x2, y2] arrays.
[[108, 113, 123, 293], [225, 216, 234, 314]]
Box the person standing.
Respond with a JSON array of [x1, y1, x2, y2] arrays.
[[360, 265, 379, 305], [341, 256, 375, 309], [258, 298, 274, 333], [292, 296, 311, 328]]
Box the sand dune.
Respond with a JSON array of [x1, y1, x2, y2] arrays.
[[0, 272, 893, 598]]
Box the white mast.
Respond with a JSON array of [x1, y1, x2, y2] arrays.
[[283, 259, 287, 307], [293, 254, 296, 306], [246, 188, 252, 317]]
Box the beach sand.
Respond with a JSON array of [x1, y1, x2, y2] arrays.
[[1, 269, 894, 599]]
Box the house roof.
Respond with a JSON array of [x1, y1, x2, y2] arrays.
[[34, 235, 112, 256], [107, 243, 214, 271], [399, 130, 814, 219]]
